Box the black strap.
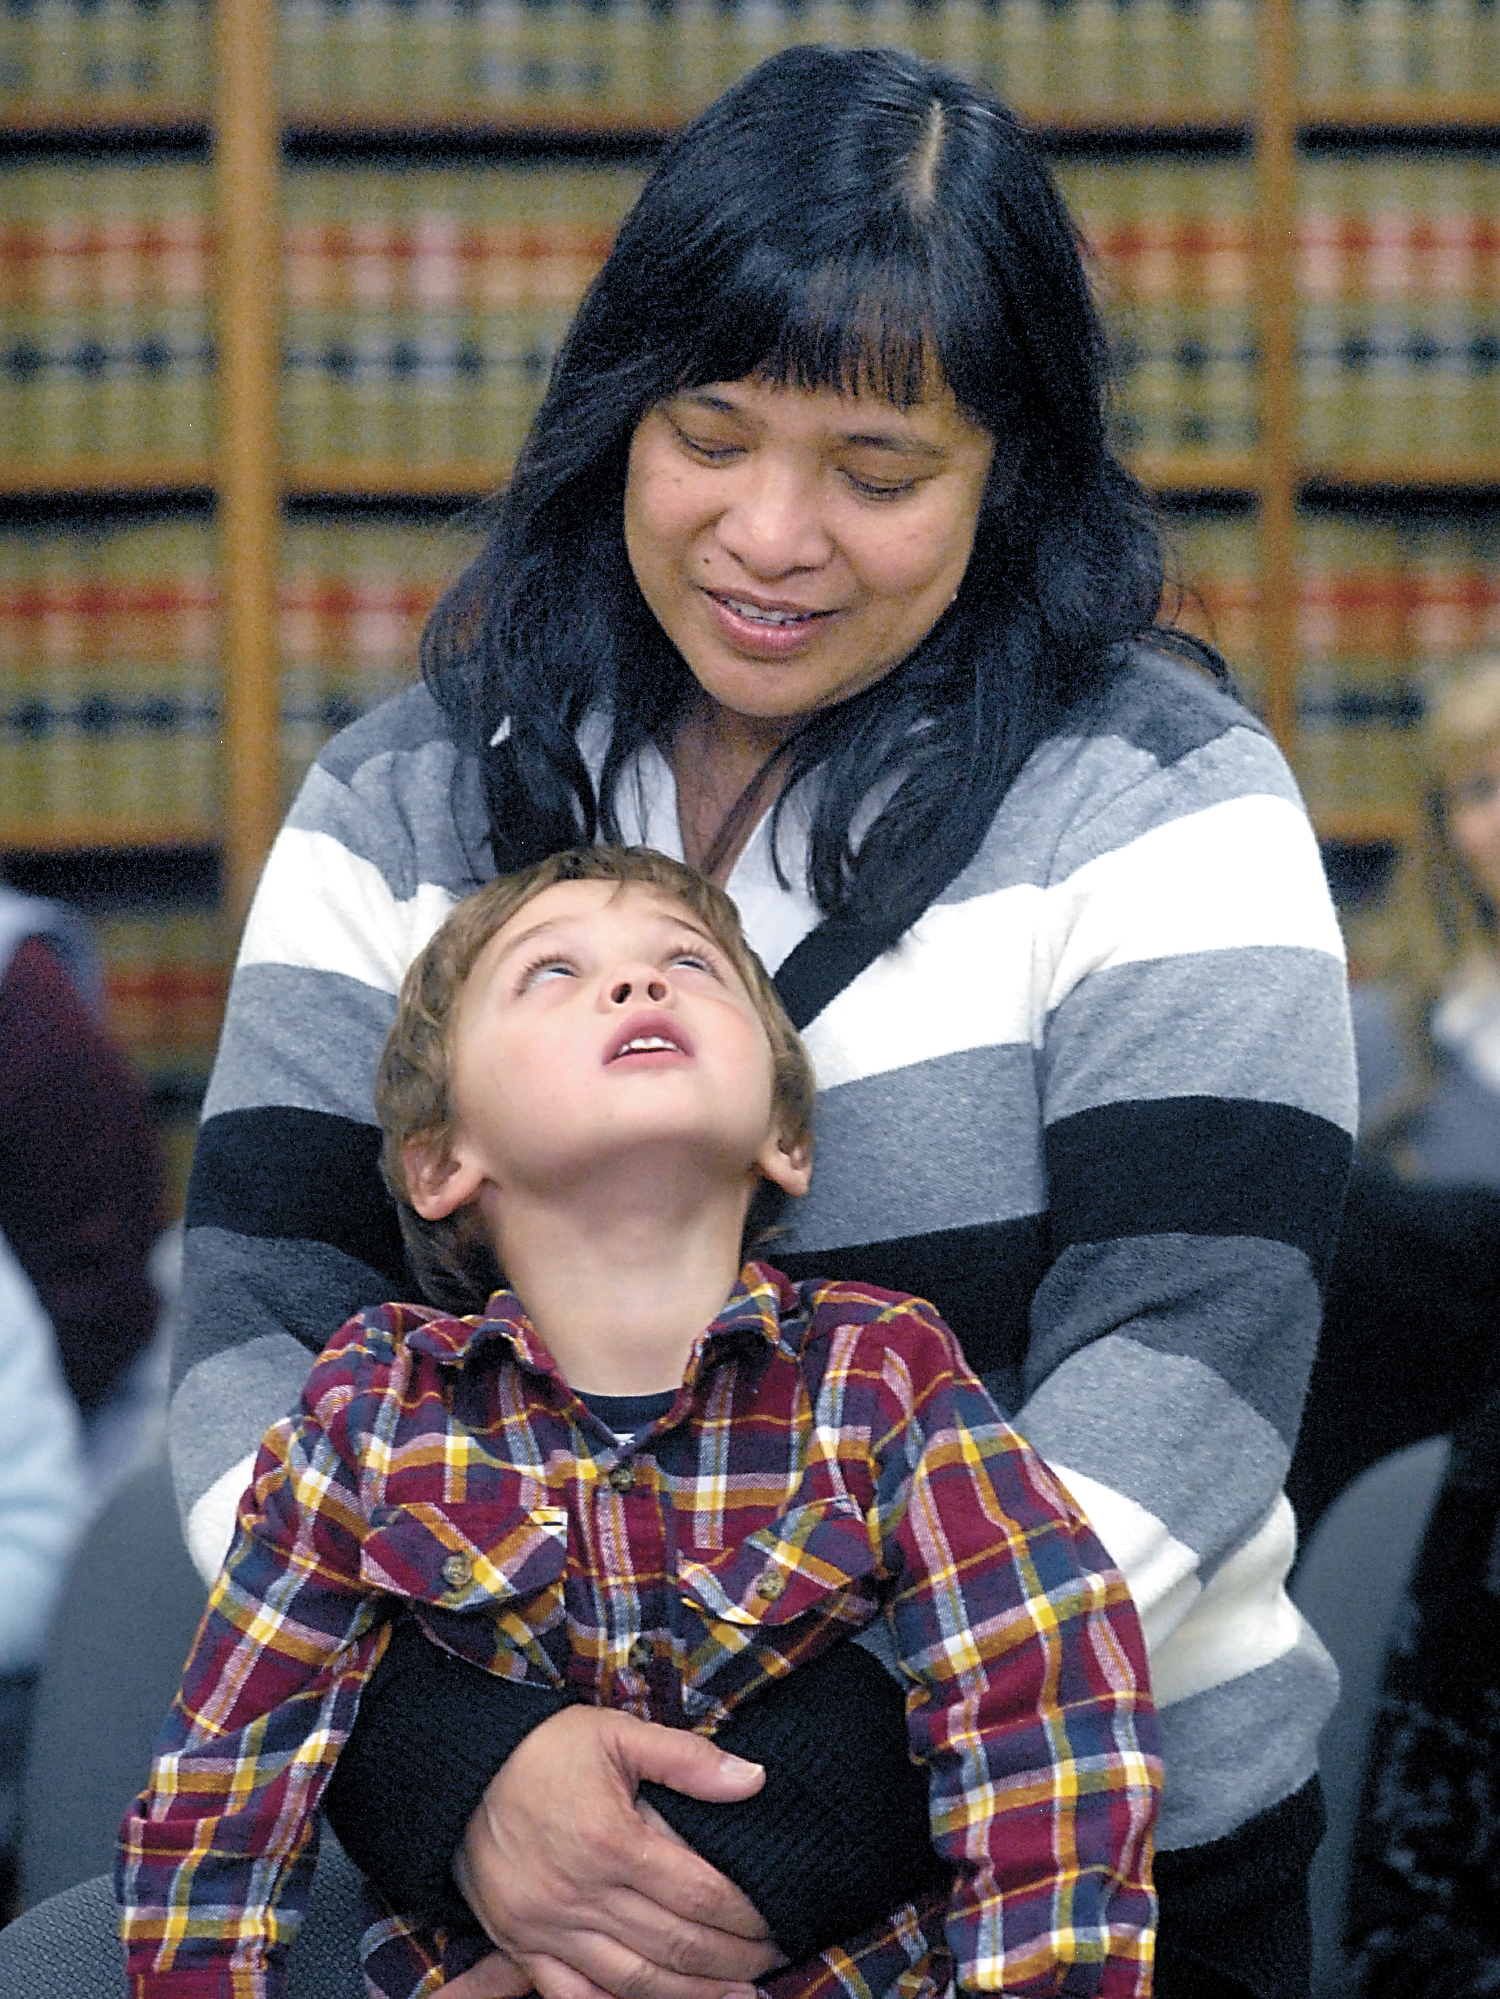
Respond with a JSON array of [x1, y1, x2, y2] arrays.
[[771, 914, 900, 1033]]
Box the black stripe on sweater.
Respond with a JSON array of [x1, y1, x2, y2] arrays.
[[186, 1105, 409, 1290], [1047, 1095, 1352, 1284], [776, 1214, 1049, 1390]]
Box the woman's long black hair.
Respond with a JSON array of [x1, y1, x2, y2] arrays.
[[423, 43, 1215, 943]]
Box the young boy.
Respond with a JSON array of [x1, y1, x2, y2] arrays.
[[118, 846, 1160, 1999]]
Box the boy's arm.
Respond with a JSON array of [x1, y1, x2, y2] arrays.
[[872, 1303, 1160, 1999], [117, 1325, 391, 1999]]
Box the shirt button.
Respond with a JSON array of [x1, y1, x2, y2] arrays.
[[754, 1570, 786, 1601], [627, 1639, 654, 1672], [440, 1553, 473, 1590], [607, 1462, 636, 1493]]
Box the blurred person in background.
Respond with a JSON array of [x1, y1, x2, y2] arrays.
[[1352, 653, 1500, 1183], [0, 886, 166, 1491], [1290, 657, 1500, 1538], [0, 1228, 89, 1920], [1291, 658, 1500, 1991], [0, 885, 166, 1916]]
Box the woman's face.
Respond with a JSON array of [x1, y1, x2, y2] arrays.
[[623, 374, 996, 740], [1446, 738, 1500, 906]]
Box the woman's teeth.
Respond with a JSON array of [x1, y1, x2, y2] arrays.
[[723, 598, 818, 626]]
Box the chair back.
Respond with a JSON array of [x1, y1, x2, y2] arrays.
[[19, 1451, 204, 1908], [1291, 1434, 1449, 1998]]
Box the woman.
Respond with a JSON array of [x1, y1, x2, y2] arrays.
[[1350, 655, 1500, 1185], [171, 45, 1355, 1999], [1288, 660, 1500, 1538]]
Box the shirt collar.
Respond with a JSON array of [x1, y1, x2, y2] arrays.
[[400, 1261, 795, 1378]]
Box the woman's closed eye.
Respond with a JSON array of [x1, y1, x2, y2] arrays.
[[673, 425, 741, 464], [843, 470, 919, 501]]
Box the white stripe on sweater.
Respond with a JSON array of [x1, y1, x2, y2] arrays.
[[805, 792, 1343, 1091], [238, 829, 457, 993]]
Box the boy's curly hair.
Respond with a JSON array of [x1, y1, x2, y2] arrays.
[[376, 846, 817, 1313]]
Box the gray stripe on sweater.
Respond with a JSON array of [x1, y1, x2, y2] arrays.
[[1153, 1635, 1332, 1850], [287, 702, 489, 904], [1017, 1329, 1291, 1574], [785, 1044, 1043, 1250], [168, 1329, 320, 1530], [173, 1228, 394, 1426], [1041, 947, 1358, 1130], [1027, 1236, 1320, 1449], [204, 966, 397, 1122]]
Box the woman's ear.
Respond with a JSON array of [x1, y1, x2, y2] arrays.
[[755, 1131, 812, 1200], [403, 1137, 485, 1221]]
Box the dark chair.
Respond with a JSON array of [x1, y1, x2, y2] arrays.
[[2, 1445, 366, 1997], [1290, 1433, 1450, 1999], [18, 1451, 205, 1907], [0, 1832, 365, 1998]]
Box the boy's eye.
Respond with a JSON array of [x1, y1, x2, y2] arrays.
[[668, 948, 718, 976], [516, 955, 575, 990]]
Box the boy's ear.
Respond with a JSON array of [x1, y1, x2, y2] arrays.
[[403, 1137, 486, 1221], [755, 1131, 812, 1200]]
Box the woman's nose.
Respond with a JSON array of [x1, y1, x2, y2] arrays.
[[607, 969, 669, 1005], [716, 464, 831, 574]]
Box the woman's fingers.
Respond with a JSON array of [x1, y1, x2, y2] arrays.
[[441, 1947, 536, 1998], [452, 1706, 783, 1999]]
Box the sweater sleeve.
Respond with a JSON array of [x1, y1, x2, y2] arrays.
[[1012, 720, 1356, 1849], [170, 694, 465, 1583]]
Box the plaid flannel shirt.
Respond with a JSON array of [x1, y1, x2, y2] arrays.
[[118, 1264, 1160, 1999]]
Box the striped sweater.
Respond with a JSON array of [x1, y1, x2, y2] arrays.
[[172, 648, 1355, 1855]]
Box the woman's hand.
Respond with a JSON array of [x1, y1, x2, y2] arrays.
[[450, 1705, 785, 1999]]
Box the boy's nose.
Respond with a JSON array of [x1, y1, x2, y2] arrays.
[[609, 972, 669, 1005]]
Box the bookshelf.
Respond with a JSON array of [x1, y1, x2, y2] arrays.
[[7, 0, 1500, 1202]]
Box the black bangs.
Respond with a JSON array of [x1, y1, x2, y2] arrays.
[[675, 243, 944, 413]]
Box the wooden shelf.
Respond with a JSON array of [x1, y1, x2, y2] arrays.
[[1027, 106, 1252, 139], [281, 104, 678, 144], [1302, 457, 1500, 494], [284, 461, 506, 500], [0, 823, 221, 854], [0, 459, 216, 498], [1134, 452, 1260, 495], [1313, 806, 1420, 847], [0, 102, 210, 138], [1299, 93, 1500, 134]]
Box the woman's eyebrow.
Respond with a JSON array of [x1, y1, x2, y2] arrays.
[[838, 429, 946, 459]]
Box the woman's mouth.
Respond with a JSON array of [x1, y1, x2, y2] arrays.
[[705, 591, 835, 655]]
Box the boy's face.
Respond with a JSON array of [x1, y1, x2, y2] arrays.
[[407, 880, 810, 1228]]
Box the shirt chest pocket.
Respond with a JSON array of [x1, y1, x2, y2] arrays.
[[360, 1500, 569, 1617], [678, 1496, 882, 1642]]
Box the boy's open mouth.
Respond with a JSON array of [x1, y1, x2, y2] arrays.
[[605, 1012, 693, 1063]]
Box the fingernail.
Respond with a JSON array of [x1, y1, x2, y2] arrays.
[[720, 1753, 764, 1774]]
